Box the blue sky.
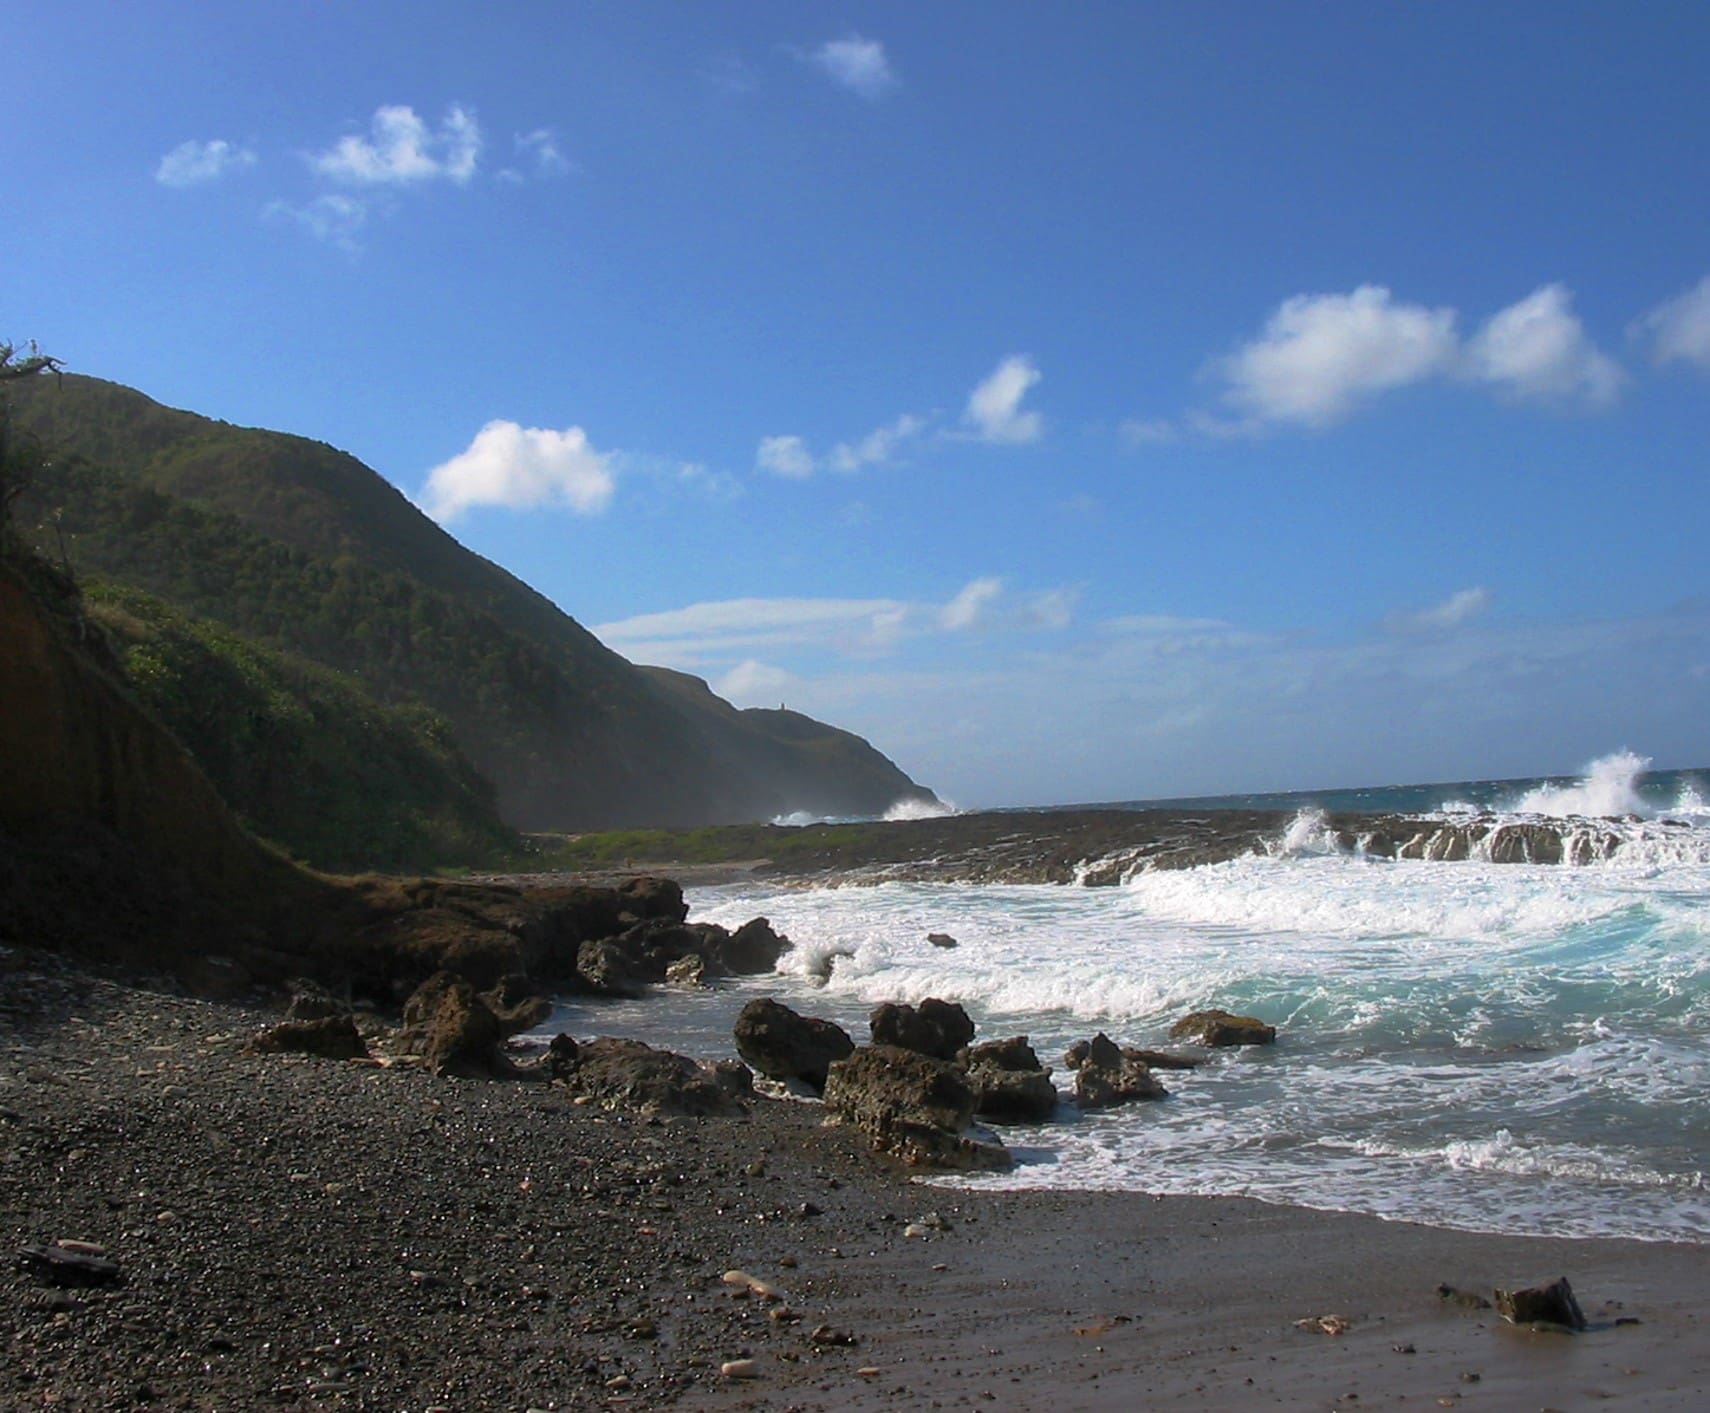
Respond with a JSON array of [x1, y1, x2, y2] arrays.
[[9, 2, 1710, 807]]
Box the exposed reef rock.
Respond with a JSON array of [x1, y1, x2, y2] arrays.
[[1170, 1010, 1277, 1047], [823, 1045, 1011, 1171], [555, 1037, 751, 1117]]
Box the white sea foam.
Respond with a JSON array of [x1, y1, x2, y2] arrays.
[[677, 842, 1710, 1244], [883, 795, 959, 821]]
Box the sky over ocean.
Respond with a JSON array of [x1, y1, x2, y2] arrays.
[[9, 2, 1709, 807]]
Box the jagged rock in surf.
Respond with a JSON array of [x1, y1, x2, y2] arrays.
[[1169, 1009, 1276, 1047], [822, 1044, 1011, 1171], [926, 931, 959, 949], [1072, 1032, 1169, 1108], [733, 998, 854, 1091], [715, 916, 791, 975], [1493, 1277, 1587, 1331], [869, 998, 975, 1061], [960, 1036, 1059, 1123]]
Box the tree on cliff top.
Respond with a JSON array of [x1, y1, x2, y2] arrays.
[[1, 342, 63, 548]]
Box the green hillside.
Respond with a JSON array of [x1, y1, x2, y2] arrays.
[[86, 584, 517, 872], [12, 374, 936, 830]]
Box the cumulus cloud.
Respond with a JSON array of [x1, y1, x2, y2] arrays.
[[156, 138, 257, 188], [811, 35, 897, 100], [1466, 285, 1623, 408], [1387, 586, 1492, 634], [965, 356, 1044, 444], [309, 105, 481, 185], [1636, 275, 1710, 372], [1218, 285, 1460, 428], [265, 193, 367, 250], [756, 434, 816, 478], [420, 420, 614, 523]]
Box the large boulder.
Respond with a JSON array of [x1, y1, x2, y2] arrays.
[[397, 971, 509, 1077], [869, 998, 975, 1061], [557, 1037, 748, 1117], [961, 1035, 1059, 1123], [1072, 1032, 1168, 1108], [733, 998, 855, 1091], [715, 917, 790, 975], [823, 1044, 1011, 1171], [1169, 1009, 1276, 1047]]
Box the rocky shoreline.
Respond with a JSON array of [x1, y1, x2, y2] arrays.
[[9, 883, 1710, 1409], [509, 804, 1690, 894]]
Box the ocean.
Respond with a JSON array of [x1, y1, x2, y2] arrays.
[[543, 752, 1710, 1245]]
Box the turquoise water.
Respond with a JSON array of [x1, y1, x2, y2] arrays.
[[545, 753, 1710, 1243]]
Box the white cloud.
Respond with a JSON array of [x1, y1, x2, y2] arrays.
[[1636, 275, 1710, 372], [828, 413, 926, 471], [965, 356, 1044, 444], [756, 434, 816, 478], [309, 105, 482, 185], [598, 578, 1072, 666], [1387, 586, 1492, 634], [265, 193, 367, 249], [718, 659, 800, 705], [941, 577, 1003, 631], [1466, 285, 1622, 408], [420, 420, 614, 523], [156, 139, 257, 187], [811, 35, 897, 100], [759, 413, 926, 478], [1219, 285, 1460, 428]]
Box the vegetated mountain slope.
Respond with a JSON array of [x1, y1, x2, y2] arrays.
[[86, 583, 518, 872], [12, 375, 937, 829]]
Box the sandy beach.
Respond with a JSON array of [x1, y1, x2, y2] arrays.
[[6, 947, 1707, 1412]]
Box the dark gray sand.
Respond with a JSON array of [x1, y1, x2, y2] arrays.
[[5, 953, 1707, 1411]]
